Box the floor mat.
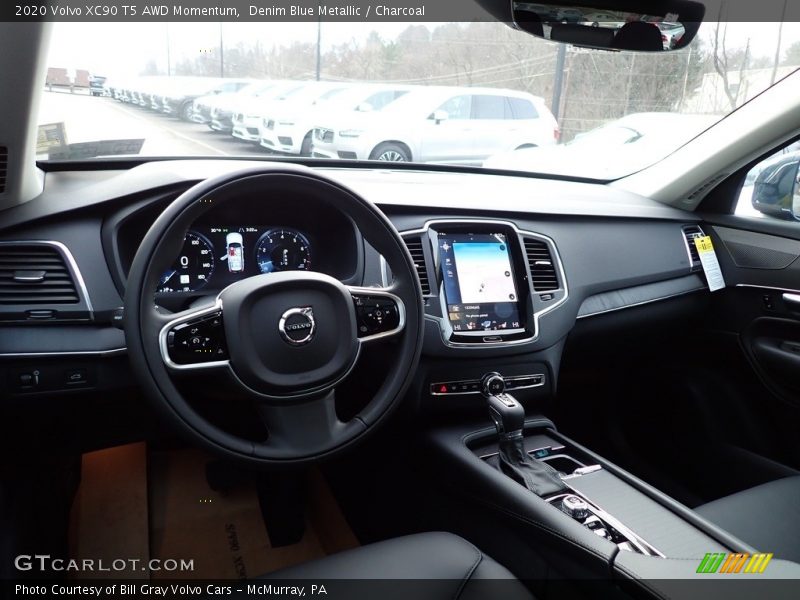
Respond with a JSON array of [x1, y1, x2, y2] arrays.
[[148, 447, 357, 579], [68, 442, 150, 579], [69, 444, 359, 581]]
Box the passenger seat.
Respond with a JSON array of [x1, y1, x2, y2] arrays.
[[695, 475, 800, 563]]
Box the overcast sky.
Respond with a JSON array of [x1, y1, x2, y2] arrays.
[[47, 22, 419, 76], [46, 21, 800, 78]]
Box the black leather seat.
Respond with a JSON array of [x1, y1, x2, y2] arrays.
[[261, 532, 534, 599], [695, 476, 800, 563]]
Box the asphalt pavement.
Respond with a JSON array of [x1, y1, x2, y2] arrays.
[[38, 90, 268, 158]]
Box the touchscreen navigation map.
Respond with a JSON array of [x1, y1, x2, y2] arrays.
[[452, 241, 517, 304], [439, 232, 523, 333]]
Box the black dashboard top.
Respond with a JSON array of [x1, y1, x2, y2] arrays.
[[4, 160, 700, 232], [0, 160, 707, 359]]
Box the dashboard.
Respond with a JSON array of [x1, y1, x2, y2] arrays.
[[0, 160, 712, 403]]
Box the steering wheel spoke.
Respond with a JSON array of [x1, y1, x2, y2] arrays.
[[254, 391, 365, 458], [156, 301, 229, 370], [348, 286, 406, 342]]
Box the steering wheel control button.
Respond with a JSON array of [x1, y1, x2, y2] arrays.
[[166, 311, 228, 365], [278, 306, 316, 346], [561, 494, 590, 520], [352, 293, 401, 339]]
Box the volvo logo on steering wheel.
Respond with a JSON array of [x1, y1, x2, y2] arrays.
[[278, 307, 316, 346]]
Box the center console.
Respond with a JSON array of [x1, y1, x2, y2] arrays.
[[476, 380, 665, 557], [481, 431, 663, 557], [422, 376, 772, 587]]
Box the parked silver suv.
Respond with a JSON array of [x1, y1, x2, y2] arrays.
[[312, 86, 559, 164]]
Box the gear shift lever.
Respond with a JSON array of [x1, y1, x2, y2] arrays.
[[483, 374, 566, 497]]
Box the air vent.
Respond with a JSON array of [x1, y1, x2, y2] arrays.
[[402, 236, 432, 295], [524, 238, 559, 292], [0, 146, 7, 193], [0, 244, 79, 305], [682, 225, 704, 272]]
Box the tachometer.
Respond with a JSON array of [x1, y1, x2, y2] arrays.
[[157, 231, 215, 293], [255, 228, 312, 274]]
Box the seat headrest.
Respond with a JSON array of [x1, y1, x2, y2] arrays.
[[612, 21, 664, 51]]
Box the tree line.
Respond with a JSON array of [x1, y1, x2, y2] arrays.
[[142, 22, 800, 141]]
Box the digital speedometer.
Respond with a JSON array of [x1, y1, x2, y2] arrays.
[[255, 228, 312, 273], [157, 231, 215, 293]]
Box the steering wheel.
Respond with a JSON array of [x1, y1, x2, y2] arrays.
[[124, 165, 424, 465]]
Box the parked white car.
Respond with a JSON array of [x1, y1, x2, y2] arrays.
[[484, 112, 718, 178], [190, 81, 270, 127], [230, 82, 311, 143], [582, 12, 625, 28], [312, 86, 559, 164], [254, 82, 354, 155], [257, 84, 413, 157], [199, 81, 288, 134]]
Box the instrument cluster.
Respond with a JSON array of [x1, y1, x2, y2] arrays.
[[158, 226, 313, 294]]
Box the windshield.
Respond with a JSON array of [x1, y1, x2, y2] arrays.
[[38, 21, 800, 178]]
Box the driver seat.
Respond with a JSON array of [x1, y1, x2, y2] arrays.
[[260, 532, 534, 599]]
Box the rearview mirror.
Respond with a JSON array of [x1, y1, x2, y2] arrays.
[[752, 152, 800, 221], [357, 102, 374, 112], [432, 110, 449, 124], [512, 1, 704, 52]]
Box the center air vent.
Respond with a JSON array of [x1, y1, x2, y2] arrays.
[[0, 146, 7, 193], [682, 225, 704, 272], [402, 236, 432, 296], [0, 244, 79, 305], [524, 238, 559, 292]]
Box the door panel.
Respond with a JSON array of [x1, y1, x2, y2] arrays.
[[745, 318, 800, 395], [700, 216, 800, 406]]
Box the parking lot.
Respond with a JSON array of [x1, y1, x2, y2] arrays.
[[34, 88, 774, 220], [39, 90, 269, 158]]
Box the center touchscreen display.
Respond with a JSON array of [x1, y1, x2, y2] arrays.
[[438, 232, 523, 333]]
